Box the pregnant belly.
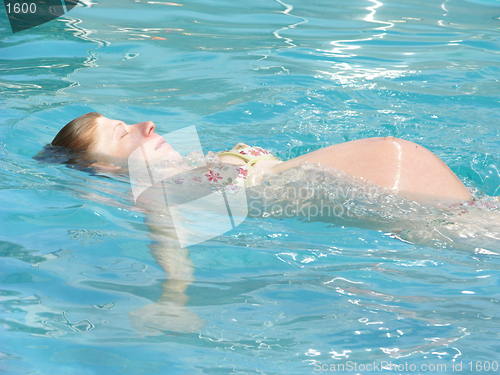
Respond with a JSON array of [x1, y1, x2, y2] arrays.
[[270, 137, 472, 205]]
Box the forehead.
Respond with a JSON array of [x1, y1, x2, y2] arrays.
[[99, 116, 119, 126], [96, 116, 121, 133], [90, 116, 120, 151]]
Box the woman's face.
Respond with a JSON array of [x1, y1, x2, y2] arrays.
[[89, 116, 182, 168]]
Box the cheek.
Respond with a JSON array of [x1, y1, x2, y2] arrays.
[[138, 138, 157, 155], [122, 138, 158, 163], [119, 136, 145, 158]]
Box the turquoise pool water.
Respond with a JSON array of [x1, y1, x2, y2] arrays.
[[0, 0, 499, 374]]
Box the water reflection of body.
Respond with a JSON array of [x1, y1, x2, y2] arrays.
[[41, 112, 499, 334]]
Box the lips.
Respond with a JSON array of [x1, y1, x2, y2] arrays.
[[155, 137, 167, 150]]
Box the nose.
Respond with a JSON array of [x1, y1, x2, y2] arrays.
[[136, 121, 156, 137]]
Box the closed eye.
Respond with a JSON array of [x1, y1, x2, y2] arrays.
[[119, 123, 129, 138]]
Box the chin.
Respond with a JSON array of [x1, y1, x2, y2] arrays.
[[161, 148, 183, 164]]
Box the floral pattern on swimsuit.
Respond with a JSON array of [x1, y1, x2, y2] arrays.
[[202, 163, 250, 192], [202, 144, 276, 190], [235, 144, 271, 157], [165, 163, 248, 192], [162, 145, 275, 192]]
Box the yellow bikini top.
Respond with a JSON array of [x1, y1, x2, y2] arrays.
[[218, 143, 280, 167]]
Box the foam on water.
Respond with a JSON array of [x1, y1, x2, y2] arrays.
[[248, 163, 500, 253]]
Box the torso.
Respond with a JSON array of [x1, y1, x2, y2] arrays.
[[179, 138, 471, 206], [269, 137, 473, 205]]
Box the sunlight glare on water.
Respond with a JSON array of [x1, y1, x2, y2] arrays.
[[0, 0, 499, 374]]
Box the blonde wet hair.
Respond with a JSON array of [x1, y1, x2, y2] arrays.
[[51, 111, 102, 153], [35, 112, 103, 168]]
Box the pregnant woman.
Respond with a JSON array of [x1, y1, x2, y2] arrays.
[[40, 111, 498, 334], [50, 112, 473, 205]]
